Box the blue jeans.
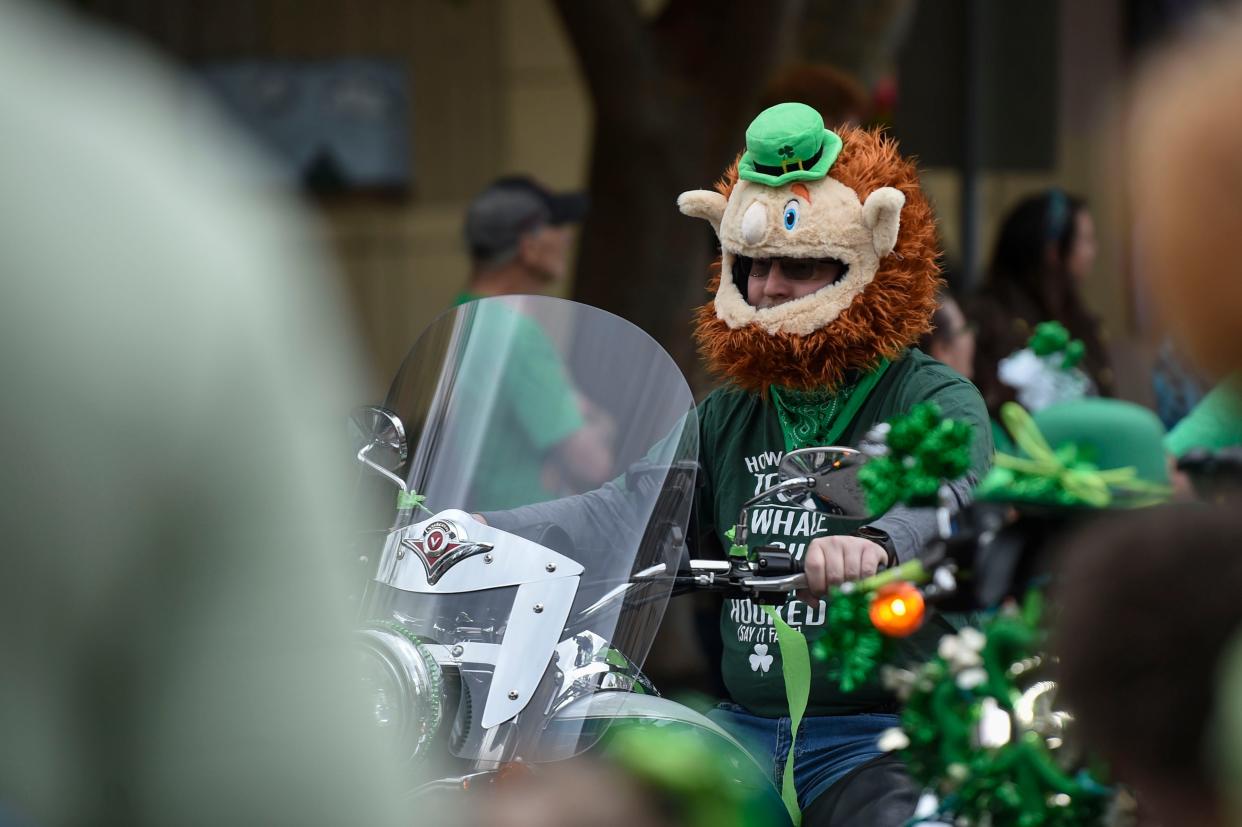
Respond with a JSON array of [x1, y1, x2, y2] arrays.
[[707, 702, 900, 809]]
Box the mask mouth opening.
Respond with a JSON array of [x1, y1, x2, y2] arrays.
[[731, 254, 850, 306]]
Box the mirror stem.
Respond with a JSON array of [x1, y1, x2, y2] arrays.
[[356, 442, 408, 492]]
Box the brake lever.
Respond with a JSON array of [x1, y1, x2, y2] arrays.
[[742, 571, 809, 593]]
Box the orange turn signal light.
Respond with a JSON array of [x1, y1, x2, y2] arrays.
[[869, 582, 926, 637]]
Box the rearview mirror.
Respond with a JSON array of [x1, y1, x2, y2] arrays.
[[776, 446, 872, 519], [349, 405, 408, 490]]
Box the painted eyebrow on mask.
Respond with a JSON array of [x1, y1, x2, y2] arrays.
[[791, 183, 811, 204]]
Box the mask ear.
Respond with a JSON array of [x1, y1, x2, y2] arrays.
[[678, 189, 728, 235], [862, 186, 906, 258]]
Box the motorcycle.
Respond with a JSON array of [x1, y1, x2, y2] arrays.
[[346, 295, 867, 822]]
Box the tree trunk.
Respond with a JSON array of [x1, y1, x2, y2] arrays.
[[554, 0, 805, 392]]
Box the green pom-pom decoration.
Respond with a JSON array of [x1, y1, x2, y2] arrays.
[[1062, 339, 1086, 369], [1028, 321, 1071, 356], [858, 402, 974, 513], [857, 455, 903, 514], [1028, 321, 1087, 371]]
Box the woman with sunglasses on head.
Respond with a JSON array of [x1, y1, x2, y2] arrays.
[[968, 190, 1114, 420]]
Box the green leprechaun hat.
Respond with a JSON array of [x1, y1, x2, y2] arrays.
[[976, 398, 1172, 509], [738, 102, 843, 187]]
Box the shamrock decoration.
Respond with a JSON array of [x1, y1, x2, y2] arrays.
[[749, 643, 774, 673], [857, 401, 974, 514], [778, 144, 795, 159]]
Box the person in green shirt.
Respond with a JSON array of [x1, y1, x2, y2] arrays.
[[449, 178, 614, 509], [677, 103, 993, 826]]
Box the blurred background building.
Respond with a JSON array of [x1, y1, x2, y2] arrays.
[[63, 0, 1230, 405]]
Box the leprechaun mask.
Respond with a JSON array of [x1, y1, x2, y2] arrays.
[[679, 106, 940, 393]]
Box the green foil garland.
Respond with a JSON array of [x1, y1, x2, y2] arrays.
[[809, 562, 930, 692], [885, 593, 1113, 827], [810, 589, 886, 693], [857, 401, 974, 514]]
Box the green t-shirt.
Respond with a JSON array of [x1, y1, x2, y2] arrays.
[[1165, 378, 1242, 457], [454, 300, 585, 510], [697, 349, 992, 716]]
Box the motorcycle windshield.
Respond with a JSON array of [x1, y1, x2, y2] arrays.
[[361, 296, 698, 762]]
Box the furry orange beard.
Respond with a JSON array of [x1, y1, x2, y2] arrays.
[[695, 270, 933, 393], [694, 125, 940, 394]]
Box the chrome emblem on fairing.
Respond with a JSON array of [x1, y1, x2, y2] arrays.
[[401, 520, 494, 585]]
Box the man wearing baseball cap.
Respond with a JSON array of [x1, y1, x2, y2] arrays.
[[460, 175, 588, 300], [452, 175, 612, 508]]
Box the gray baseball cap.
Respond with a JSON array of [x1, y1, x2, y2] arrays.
[[464, 176, 588, 262]]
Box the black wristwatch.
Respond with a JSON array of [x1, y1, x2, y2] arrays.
[[858, 525, 898, 569]]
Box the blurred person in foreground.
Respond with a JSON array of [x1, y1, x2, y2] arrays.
[[970, 190, 1114, 419], [472, 724, 771, 827], [0, 2, 407, 824], [916, 288, 976, 381], [454, 177, 615, 506], [1130, 12, 1242, 510], [1054, 505, 1242, 827], [1131, 13, 1242, 824]]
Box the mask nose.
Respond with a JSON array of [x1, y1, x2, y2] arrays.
[[741, 201, 767, 246]]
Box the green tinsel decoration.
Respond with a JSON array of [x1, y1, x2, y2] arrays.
[[1028, 321, 1086, 370], [810, 588, 887, 692], [882, 593, 1113, 827], [857, 401, 974, 514]]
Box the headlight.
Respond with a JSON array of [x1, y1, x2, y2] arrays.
[[356, 621, 444, 762]]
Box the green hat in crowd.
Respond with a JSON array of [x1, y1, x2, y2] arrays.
[[738, 102, 843, 187], [977, 398, 1172, 509]]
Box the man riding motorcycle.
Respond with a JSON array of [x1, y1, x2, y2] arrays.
[[677, 102, 992, 826]]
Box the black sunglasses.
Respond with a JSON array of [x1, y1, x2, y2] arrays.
[[735, 255, 848, 283]]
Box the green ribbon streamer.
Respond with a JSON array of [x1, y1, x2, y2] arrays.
[[723, 526, 749, 559], [979, 403, 1171, 508], [764, 605, 810, 826], [758, 562, 930, 825], [396, 490, 424, 510], [770, 359, 891, 452]]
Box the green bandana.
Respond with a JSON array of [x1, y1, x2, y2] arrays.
[[770, 360, 891, 451]]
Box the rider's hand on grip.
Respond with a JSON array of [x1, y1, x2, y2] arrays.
[[796, 535, 888, 604]]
